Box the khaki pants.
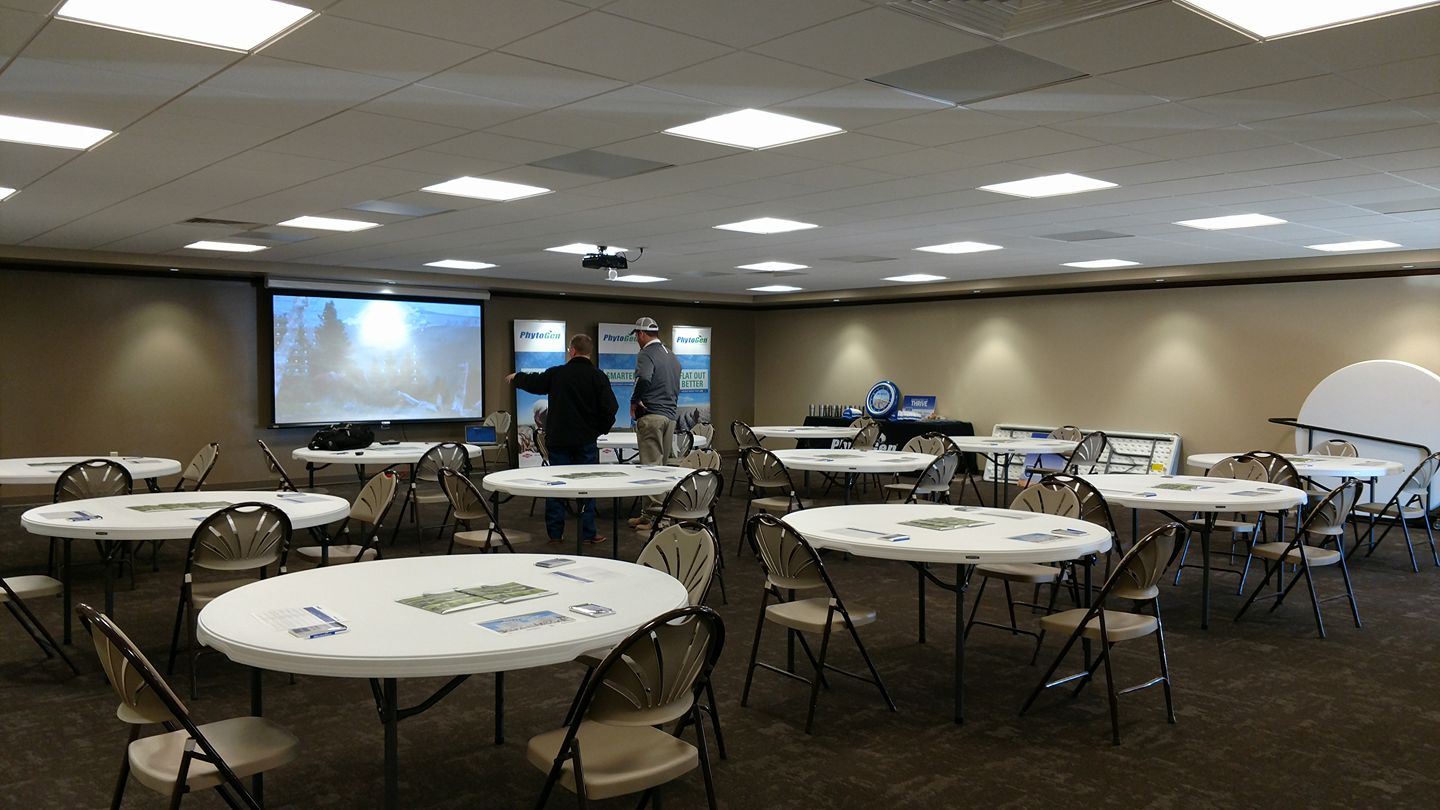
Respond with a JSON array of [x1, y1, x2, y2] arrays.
[[635, 413, 676, 507]]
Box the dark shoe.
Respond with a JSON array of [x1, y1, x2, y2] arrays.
[[584, 535, 607, 545], [547, 537, 564, 544]]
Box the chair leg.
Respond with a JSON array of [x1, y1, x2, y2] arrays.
[[1337, 550, 1362, 629], [6, 598, 78, 674], [803, 620, 834, 734], [1099, 641, 1121, 745], [1296, 558, 1326, 639], [166, 594, 188, 674], [843, 616, 896, 713], [1020, 623, 1085, 716], [691, 704, 720, 810], [1153, 602, 1176, 724], [1235, 556, 1280, 623], [962, 576, 989, 640], [739, 592, 770, 707], [1171, 536, 1192, 586], [701, 678, 727, 760]]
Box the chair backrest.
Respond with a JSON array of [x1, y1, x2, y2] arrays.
[[1049, 425, 1084, 442], [731, 420, 761, 450], [1065, 431, 1107, 473], [575, 606, 725, 729], [1396, 450, 1440, 500], [415, 442, 469, 483], [908, 450, 960, 499], [438, 467, 497, 524], [534, 428, 551, 464], [484, 410, 513, 449], [177, 443, 220, 491], [850, 421, 880, 450], [1207, 455, 1268, 482], [657, 469, 722, 520], [187, 502, 291, 574], [1239, 451, 1301, 488], [673, 429, 696, 458], [54, 459, 132, 503], [691, 422, 715, 443], [1099, 522, 1184, 604], [256, 439, 298, 492], [1310, 440, 1357, 457], [352, 470, 400, 527], [902, 433, 949, 456], [637, 522, 718, 605], [745, 513, 833, 592], [1040, 474, 1117, 533], [677, 448, 722, 471], [1009, 482, 1082, 518], [741, 447, 797, 494], [1299, 479, 1363, 537]]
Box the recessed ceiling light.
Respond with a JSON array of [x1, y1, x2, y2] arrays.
[[546, 243, 628, 255], [664, 109, 843, 150], [278, 215, 380, 232], [1306, 240, 1402, 252], [885, 274, 947, 283], [56, 0, 313, 52], [978, 173, 1117, 198], [1177, 0, 1440, 39], [914, 241, 1003, 254], [1174, 213, 1287, 230], [613, 275, 668, 283], [0, 186, 16, 202], [184, 240, 266, 252], [737, 261, 809, 271], [0, 113, 112, 150], [425, 259, 497, 270], [421, 176, 551, 201], [715, 217, 819, 235], [750, 285, 802, 293], [1062, 259, 1141, 269]]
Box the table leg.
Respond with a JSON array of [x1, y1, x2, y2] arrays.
[[62, 539, 72, 644], [103, 541, 116, 617], [988, 454, 1000, 509], [575, 502, 584, 556], [494, 672, 505, 745], [953, 563, 970, 724], [250, 667, 264, 804], [611, 498, 620, 560], [383, 677, 398, 810], [144, 477, 162, 493], [1000, 452, 1013, 507], [1200, 515, 1215, 630]]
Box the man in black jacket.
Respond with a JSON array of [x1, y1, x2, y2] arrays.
[[507, 334, 618, 544]]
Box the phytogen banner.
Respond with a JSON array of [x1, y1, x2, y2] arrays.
[[597, 323, 640, 428], [513, 320, 566, 461], [672, 325, 711, 429]]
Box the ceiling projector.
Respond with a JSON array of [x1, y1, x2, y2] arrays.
[[582, 248, 627, 271]]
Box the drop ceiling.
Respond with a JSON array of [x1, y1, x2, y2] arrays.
[[1, 0, 1437, 302]]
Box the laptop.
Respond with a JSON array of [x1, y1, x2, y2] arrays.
[[465, 425, 498, 444]]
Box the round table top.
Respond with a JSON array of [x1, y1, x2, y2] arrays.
[[947, 436, 1078, 455], [784, 503, 1111, 565], [20, 490, 351, 541], [1078, 473, 1307, 512], [1186, 452, 1406, 478], [771, 449, 936, 474], [197, 554, 688, 678], [750, 425, 860, 440], [483, 464, 691, 498], [0, 456, 182, 486], [597, 433, 710, 449], [291, 442, 485, 465]]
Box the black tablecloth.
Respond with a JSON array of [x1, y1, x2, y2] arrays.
[[800, 416, 978, 472]]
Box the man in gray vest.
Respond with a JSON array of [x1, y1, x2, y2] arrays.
[[628, 316, 682, 529]]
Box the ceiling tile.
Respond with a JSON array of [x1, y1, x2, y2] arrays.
[[752, 7, 990, 80], [23, 17, 237, 85], [860, 108, 1030, 147], [261, 14, 481, 82], [1343, 55, 1440, 101], [1004, 1, 1249, 74], [262, 111, 469, 163], [1250, 101, 1432, 142], [772, 81, 950, 132], [1104, 42, 1324, 100], [1051, 102, 1230, 144], [937, 126, 1105, 163], [427, 130, 574, 165], [1128, 126, 1284, 159], [0, 57, 191, 131], [603, 0, 867, 48], [646, 51, 850, 109], [327, 0, 585, 48], [601, 133, 745, 166], [0, 141, 76, 186], [1306, 124, 1440, 159], [501, 12, 731, 83], [486, 110, 654, 150], [1182, 74, 1387, 125], [165, 55, 404, 129], [773, 132, 921, 164], [557, 85, 727, 133], [968, 77, 1168, 126], [1273, 5, 1440, 71], [422, 52, 625, 109], [357, 85, 534, 130]]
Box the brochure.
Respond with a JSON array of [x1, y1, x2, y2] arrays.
[[275, 493, 326, 503], [827, 527, 910, 542], [253, 606, 348, 639], [477, 610, 574, 634], [127, 500, 232, 513], [397, 582, 555, 614], [1151, 483, 1208, 492], [42, 510, 102, 522], [554, 471, 627, 479], [547, 566, 623, 584], [1009, 532, 1058, 544], [897, 516, 992, 531]]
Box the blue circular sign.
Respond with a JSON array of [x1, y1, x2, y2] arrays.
[[865, 380, 901, 419]]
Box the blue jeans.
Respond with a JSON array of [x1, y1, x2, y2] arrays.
[[545, 443, 599, 541]]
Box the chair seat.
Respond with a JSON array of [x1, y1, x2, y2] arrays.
[[1185, 517, 1257, 534], [1251, 542, 1342, 566], [1040, 608, 1157, 642], [0, 575, 63, 601], [751, 495, 803, 511], [128, 716, 299, 794], [766, 597, 876, 633], [975, 563, 1060, 583], [643, 505, 711, 521], [293, 544, 377, 564], [189, 579, 254, 609], [525, 721, 698, 801], [1353, 501, 1428, 519], [454, 528, 532, 549], [415, 490, 450, 504], [1111, 583, 1160, 601]]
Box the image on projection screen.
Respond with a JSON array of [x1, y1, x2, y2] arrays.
[[272, 293, 484, 425]]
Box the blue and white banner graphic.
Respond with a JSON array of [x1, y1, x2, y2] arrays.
[[597, 323, 640, 429], [514, 320, 566, 465], [672, 325, 711, 429]]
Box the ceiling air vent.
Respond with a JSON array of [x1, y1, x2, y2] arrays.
[[887, 0, 1162, 41]]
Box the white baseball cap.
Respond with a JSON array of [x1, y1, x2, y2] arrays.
[[630, 316, 660, 333]]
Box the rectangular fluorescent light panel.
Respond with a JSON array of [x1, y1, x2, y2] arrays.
[[277, 215, 380, 232], [57, 0, 313, 52], [425, 259, 497, 270], [749, 284, 802, 292], [885, 274, 947, 283], [0, 113, 112, 150], [1306, 240, 1402, 251], [1174, 213, 1287, 230], [546, 243, 628, 255], [1062, 259, 1141, 269], [0, 186, 16, 202], [714, 217, 819, 234], [979, 173, 1117, 198], [613, 275, 668, 283], [184, 240, 267, 252], [421, 176, 551, 201], [914, 241, 1003, 254], [738, 261, 809, 271], [1178, 1, 1440, 39], [665, 109, 842, 150]]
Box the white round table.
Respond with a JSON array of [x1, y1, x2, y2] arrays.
[[0, 455, 181, 490], [483, 465, 691, 557], [21, 490, 350, 642], [597, 432, 709, 463], [291, 442, 486, 488], [750, 425, 860, 440], [786, 503, 1111, 723], [771, 449, 936, 503], [1079, 473, 1308, 628], [948, 436, 1079, 506], [198, 554, 687, 809]]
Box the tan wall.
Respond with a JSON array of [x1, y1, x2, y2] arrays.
[[0, 268, 754, 502], [753, 275, 1440, 461]]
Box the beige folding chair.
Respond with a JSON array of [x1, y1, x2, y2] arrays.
[[738, 447, 807, 557], [80, 604, 299, 810], [1350, 450, 1440, 572], [477, 410, 512, 473], [848, 419, 880, 451], [51, 459, 134, 607], [255, 439, 300, 492], [1237, 480, 1364, 638], [881, 433, 952, 501], [1026, 430, 1109, 480], [1021, 522, 1185, 745], [690, 421, 715, 448], [673, 429, 696, 459], [1171, 455, 1268, 592], [741, 514, 895, 734], [645, 469, 723, 538], [439, 467, 530, 553], [166, 503, 291, 697], [391, 442, 469, 546], [728, 420, 762, 496], [1049, 425, 1084, 442], [2, 569, 77, 674], [1242, 450, 1306, 541], [173, 443, 220, 492], [293, 470, 400, 565], [677, 448, 722, 471], [528, 606, 725, 809], [1311, 439, 1358, 457]]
